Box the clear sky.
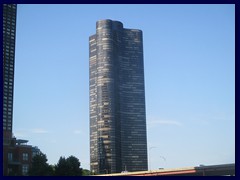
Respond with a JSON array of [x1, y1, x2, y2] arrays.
[[13, 4, 235, 170]]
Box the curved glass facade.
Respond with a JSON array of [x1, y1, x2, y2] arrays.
[[90, 20, 148, 174]]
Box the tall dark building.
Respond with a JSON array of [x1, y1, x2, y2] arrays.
[[89, 19, 148, 174], [3, 4, 41, 176], [3, 4, 17, 142]]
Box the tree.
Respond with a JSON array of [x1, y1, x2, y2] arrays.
[[28, 152, 54, 176], [54, 157, 68, 176], [82, 169, 91, 176], [55, 156, 83, 176]]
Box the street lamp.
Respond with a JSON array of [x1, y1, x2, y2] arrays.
[[159, 156, 166, 169], [149, 146, 157, 171], [122, 164, 127, 173], [160, 156, 166, 162]]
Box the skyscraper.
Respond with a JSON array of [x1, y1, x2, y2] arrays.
[[89, 19, 148, 174], [3, 4, 17, 142], [3, 4, 41, 176]]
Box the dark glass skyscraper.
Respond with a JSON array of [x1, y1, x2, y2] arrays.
[[3, 4, 17, 142], [89, 19, 148, 174], [3, 5, 42, 176]]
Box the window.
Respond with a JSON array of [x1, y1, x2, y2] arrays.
[[22, 165, 29, 175], [22, 153, 28, 161], [8, 153, 13, 161]]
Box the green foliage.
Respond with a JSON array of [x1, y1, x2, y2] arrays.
[[82, 169, 91, 176], [55, 156, 83, 176], [28, 152, 54, 176], [28, 153, 85, 176]]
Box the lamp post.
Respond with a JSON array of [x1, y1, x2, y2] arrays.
[[122, 163, 127, 173], [159, 156, 166, 169], [124, 164, 127, 171], [149, 146, 157, 171]]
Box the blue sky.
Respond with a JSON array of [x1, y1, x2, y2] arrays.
[[13, 4, 235, 170]]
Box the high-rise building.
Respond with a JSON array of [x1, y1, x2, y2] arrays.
[[3, 4, 17, 142], [3, 4, 41, 176], [89, 19, 148, 174]]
